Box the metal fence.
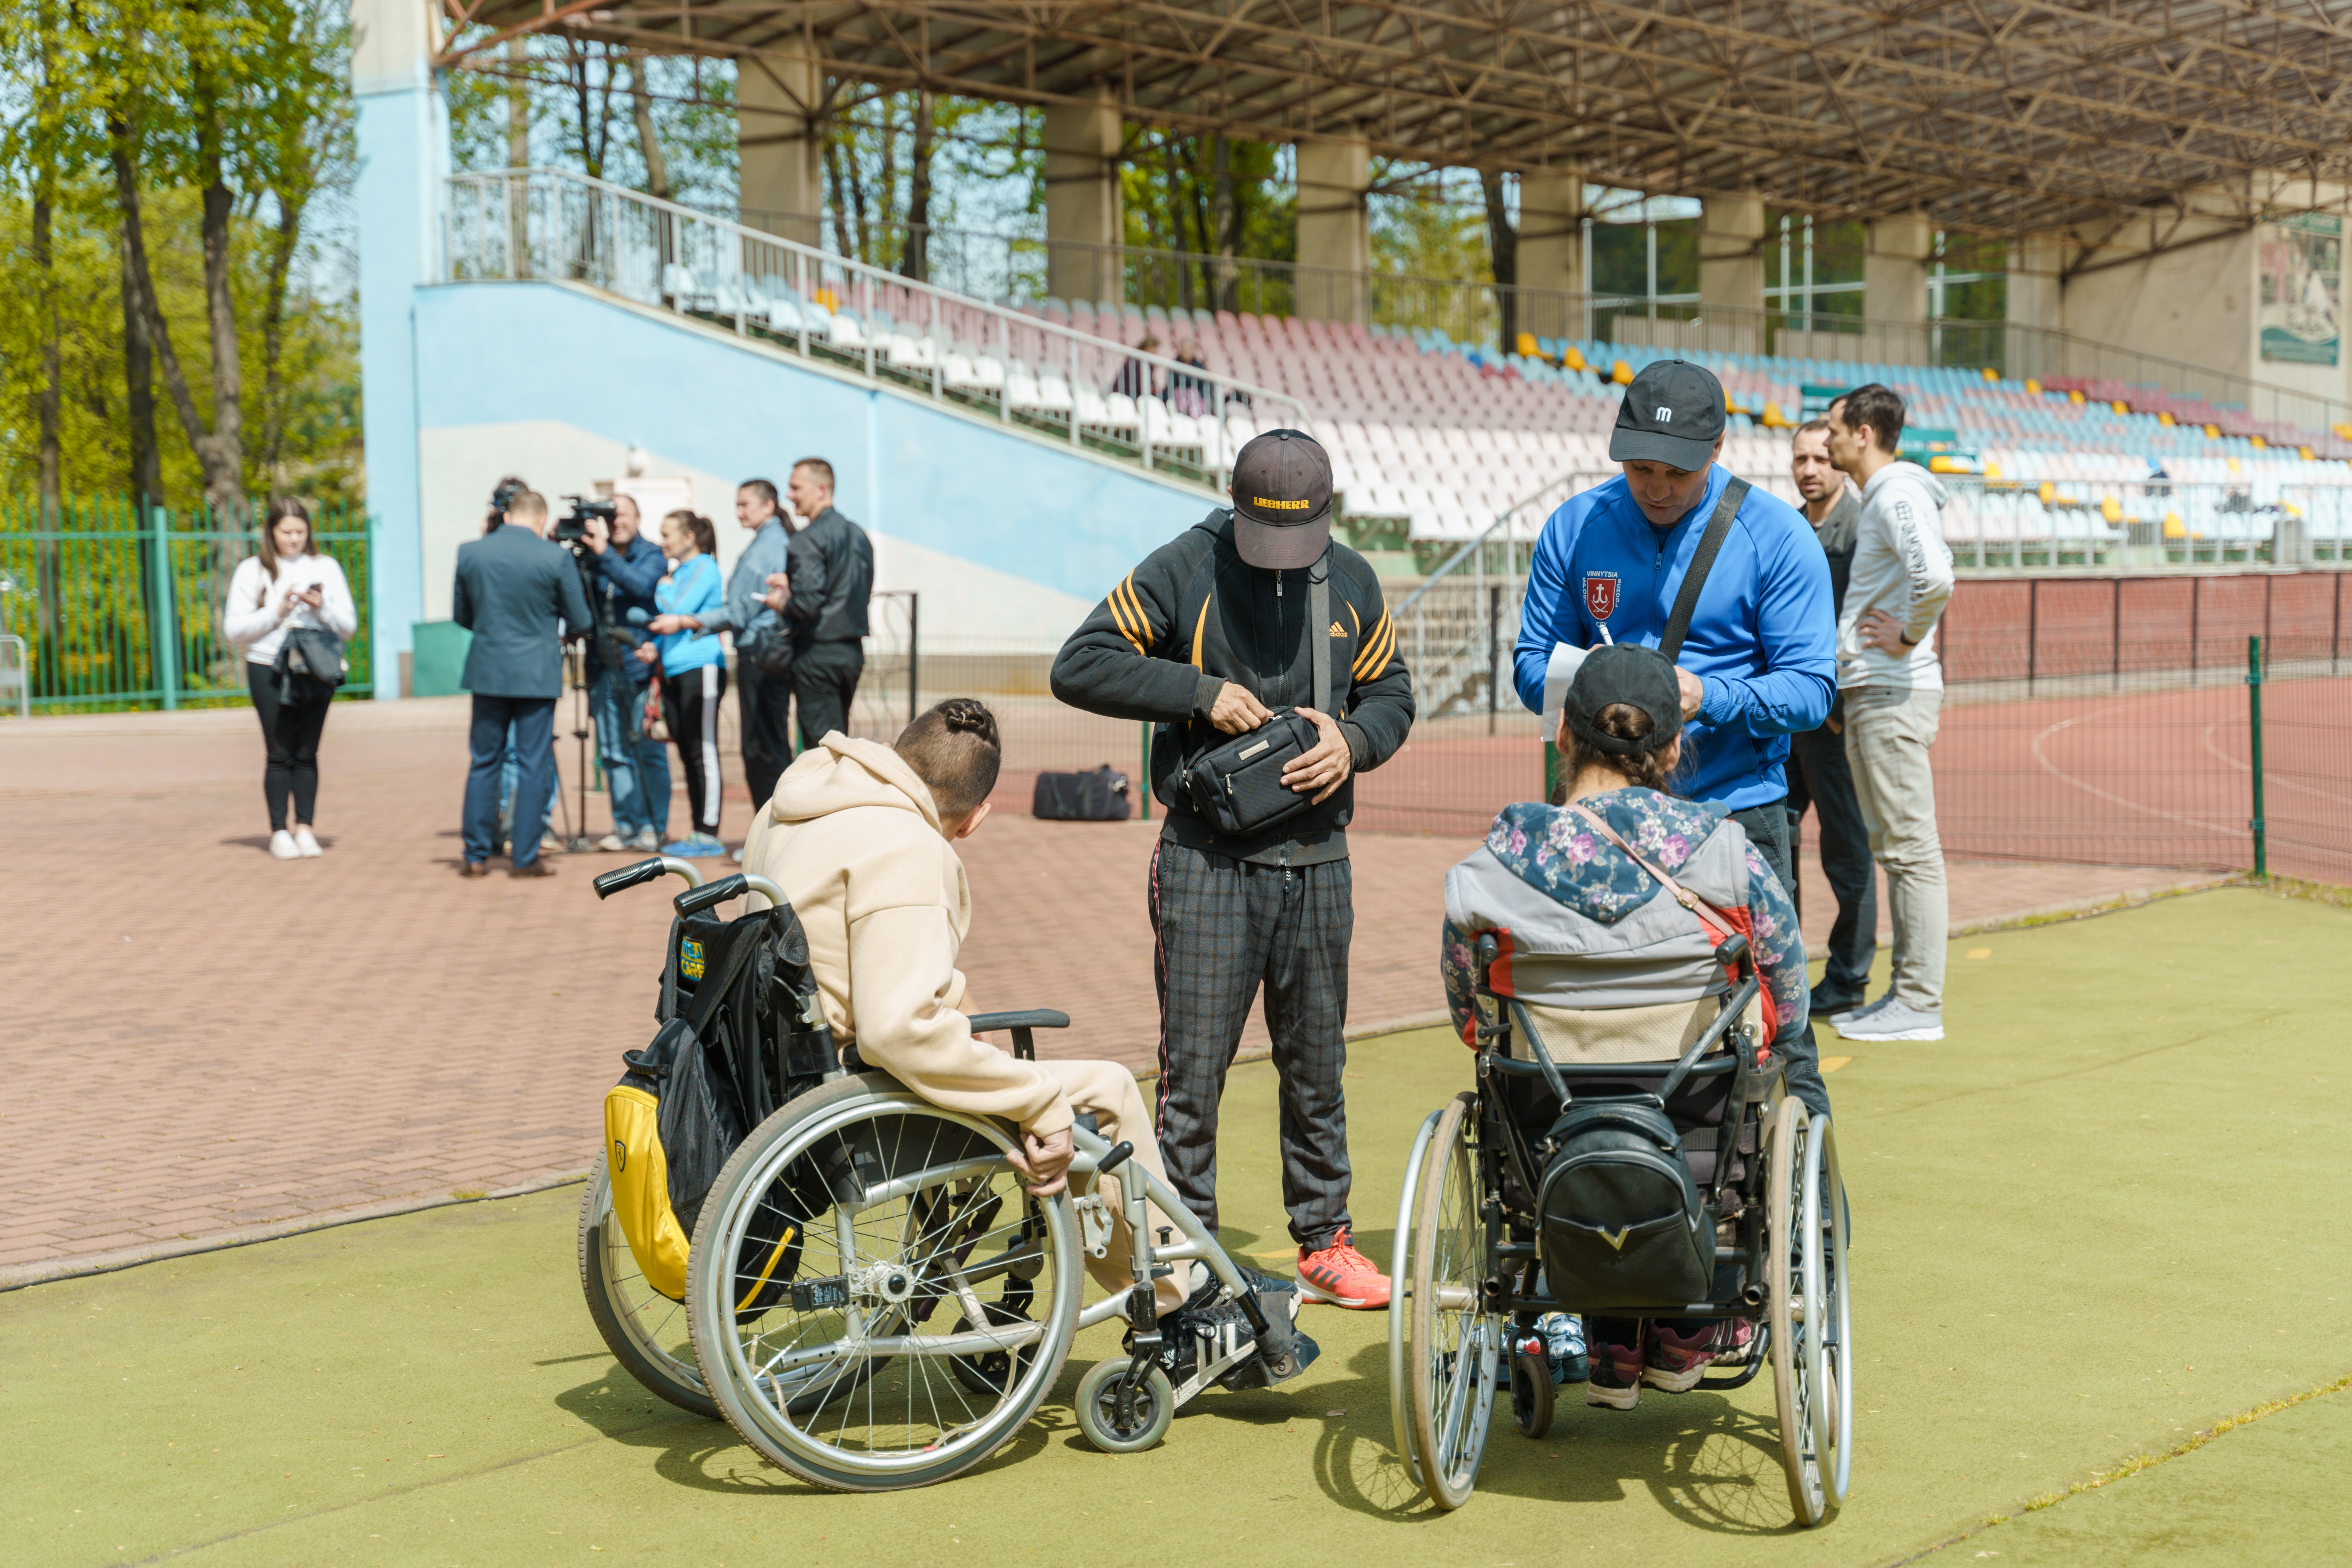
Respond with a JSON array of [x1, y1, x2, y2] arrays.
[[446, 169, 1310, 495], [0, 496, 376, 714]]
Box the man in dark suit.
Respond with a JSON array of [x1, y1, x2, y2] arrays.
[[454, 487, 592, 878]]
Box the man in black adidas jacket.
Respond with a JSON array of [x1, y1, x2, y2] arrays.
[[1051, 429, 1414, 1309]]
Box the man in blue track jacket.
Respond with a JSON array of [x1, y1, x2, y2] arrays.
[[1512, 359, 1837, 1114]]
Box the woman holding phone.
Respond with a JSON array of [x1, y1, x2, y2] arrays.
[[224, 498, 359, 859], [641, 509, 727, 857]]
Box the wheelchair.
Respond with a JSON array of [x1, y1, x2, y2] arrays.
[[1388, 931, 1853, 1524], [579, 856, 1310, 1492]]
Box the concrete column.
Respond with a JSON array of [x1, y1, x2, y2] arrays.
[[737, 52, 824, 245], [1295, 136, 1370, 323], [1696, 193, 1764, 352], [2007, 232, 2064, 333], [1865, 214, 1934, 325], [351, 0, 447, 698], [1043, 87, 1122, 305], [1516, 171, 1584, 339]]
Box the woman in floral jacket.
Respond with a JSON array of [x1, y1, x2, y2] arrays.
[[1437, 643, 1809, 1410]]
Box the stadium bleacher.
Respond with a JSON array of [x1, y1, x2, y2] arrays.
[[1020, 294, 2352, 561]]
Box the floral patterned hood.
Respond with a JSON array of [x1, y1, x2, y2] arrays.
[[1481, 788, 1733, 925]]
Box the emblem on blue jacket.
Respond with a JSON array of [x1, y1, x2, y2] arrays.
[[1583, 570, 1620, 621]]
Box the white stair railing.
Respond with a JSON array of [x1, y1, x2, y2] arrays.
[[444, 167, 1311, 494]]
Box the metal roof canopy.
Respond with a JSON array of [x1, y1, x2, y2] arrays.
[[440, 1, 2352, 257]]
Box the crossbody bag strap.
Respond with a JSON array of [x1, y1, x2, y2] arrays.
[[1310, 557, 1332, 714], [1561, 800, 1739, 944], [1659, 476, 1749, 666]]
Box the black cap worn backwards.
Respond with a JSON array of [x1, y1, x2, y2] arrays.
[[1562, 643, 1684, 756], [1229, 428, 1334, 570], [1609, 359, 1728, 471]]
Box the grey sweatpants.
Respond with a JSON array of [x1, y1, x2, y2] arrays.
[[1148, 840, 1354, 1250]]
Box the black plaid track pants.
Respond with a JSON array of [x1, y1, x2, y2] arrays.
[[1149, 839, 1354, 1250]]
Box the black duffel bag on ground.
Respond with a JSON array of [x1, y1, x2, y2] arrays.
[[1033, 765, 1132, 821]]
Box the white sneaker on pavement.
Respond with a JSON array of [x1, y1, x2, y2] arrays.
[[595, 833, 627, 853], [1826, 993, 1891, 1027], [292, 826, 323, 857], [1837, 1001, 1944, 1042], [269, 829, 301, 860]]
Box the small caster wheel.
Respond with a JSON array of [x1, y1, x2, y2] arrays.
[[1076, 1357, 1174, 1453], [1510, 1348, 1555, 1438]]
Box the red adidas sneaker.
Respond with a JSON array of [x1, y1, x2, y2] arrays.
[[1297, 1227, 1392, 1310]]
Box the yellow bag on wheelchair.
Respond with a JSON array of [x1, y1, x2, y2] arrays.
[[606, 1016, 744, 1301]]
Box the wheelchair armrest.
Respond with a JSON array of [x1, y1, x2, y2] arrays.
[[967, 1010, 1071, 1034], [968, 1009, 1070, 1064]]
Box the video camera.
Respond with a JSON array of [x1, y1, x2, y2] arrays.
[[552, 494, 619, 544]]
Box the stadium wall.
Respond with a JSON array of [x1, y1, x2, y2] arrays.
[[402, 281, 1221, 664]]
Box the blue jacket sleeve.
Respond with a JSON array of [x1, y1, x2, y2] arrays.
[[1695, 523, 1835, 736], [1512, 507, 1578, 713], [597, 539, 664, 602]]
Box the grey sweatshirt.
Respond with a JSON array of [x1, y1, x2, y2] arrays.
[[1838, 461, 1956, 692]]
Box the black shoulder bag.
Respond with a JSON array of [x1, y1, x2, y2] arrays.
[[1181, 564, 1332, 837], [1658, 477, 1749, 664]]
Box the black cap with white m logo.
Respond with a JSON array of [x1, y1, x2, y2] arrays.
[[1608, 359, 1728, 471]]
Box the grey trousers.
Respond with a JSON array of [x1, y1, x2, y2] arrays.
[[1786, 724, 1879, 1000], [1728, 799, 1833, 1121], [1147, 840, 1354, 1251]]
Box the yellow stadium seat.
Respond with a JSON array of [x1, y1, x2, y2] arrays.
[[1760, 400, 1791, 428], [1980, 367, 1999, 381], [2164, 512, 2187, 539], [1984, 461, 2003, 478], [2100, 497, 2123, 523], [2068, 389, 2086, 405], [1563, 347, 1588, 370], [1612, 359, 1634, 385], [2024, 377, 2042, 394], [1516, 332, 1540, 358], [2158, 412, 2175, 426], [2038, 480, 2056, 503], [2251, 436, 2267, 449], [2300, 446, 2314, 460], [2205, 423, 2221, 438]]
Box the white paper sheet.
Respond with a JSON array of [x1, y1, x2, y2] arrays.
[[1539, 642, 1591, 735]]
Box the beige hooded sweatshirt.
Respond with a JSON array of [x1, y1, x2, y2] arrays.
[[739, 735, 1072, 1136]]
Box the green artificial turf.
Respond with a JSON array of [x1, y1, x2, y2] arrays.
[[5, 886, 2348, 1567]]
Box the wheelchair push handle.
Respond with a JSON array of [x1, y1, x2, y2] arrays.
[[593, 856, 706, 899], [673, 871, 787, 916]]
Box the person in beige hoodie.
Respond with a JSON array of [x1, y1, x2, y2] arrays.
[[739, 698, 1194, 1314]]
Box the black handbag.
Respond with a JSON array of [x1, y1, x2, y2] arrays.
[[1178, 567, 1334, 838], [273, 625, 346, 703], [1033, 765, 1132, 821]]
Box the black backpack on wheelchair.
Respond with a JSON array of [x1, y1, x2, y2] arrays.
[[603, 881, 843, 1304]]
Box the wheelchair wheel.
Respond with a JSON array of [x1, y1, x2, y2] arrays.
[[577, 1153, 715, 1419], [685, 1073, 1082, 1492], [1809, 1112, 1854, 1509], [1387, 1107, 1442, 1489], [1074, 1357, 1175, 1453], [1509, 1346, 1555, 1439], [1768, 1098, 1842, 1526], [1405, 1092, 1503, 1511]]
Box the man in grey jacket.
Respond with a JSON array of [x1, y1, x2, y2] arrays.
[[452, 487, 591, 879], [784, 458, 874, 750], [1824, 384, 1957, 1042], [714, 478, 798, 811]]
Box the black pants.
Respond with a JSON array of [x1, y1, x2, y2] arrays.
[[664, 662, 728, 838], [1728, 799, 1831, 1120], [1785, 726, 1878, 1000], [247, 663, 332, 830], [1148, 840, 1354, 1250], [792, 639, 864, 750], [737, 659, 796, 813]]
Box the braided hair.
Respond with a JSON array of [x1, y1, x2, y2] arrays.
[[894, 697, 1002, 818]]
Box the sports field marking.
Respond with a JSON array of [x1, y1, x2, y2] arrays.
[[1966, 947, 1993, 958], [2030, 697, 2239, 833], [2198, 719, 2352, 807], [1819, 1055, 1853, 1073]]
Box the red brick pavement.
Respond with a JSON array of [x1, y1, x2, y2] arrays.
[[0, 701, 2212, 1280]]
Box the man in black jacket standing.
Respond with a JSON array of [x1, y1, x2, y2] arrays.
[[1051, 430, 1415, 1309], [784, 458, 874, 748], [452, 487, 591, 878]]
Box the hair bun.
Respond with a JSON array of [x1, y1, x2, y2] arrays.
[[937, 697, 994, 736]]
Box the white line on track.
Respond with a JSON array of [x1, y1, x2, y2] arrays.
[[2029, 696, 2240, 835], [2198, 720, 2352, 807]]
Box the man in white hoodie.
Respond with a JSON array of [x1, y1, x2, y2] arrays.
[[1824, 384, 1956, 1042], [740, 698, 1312, 1380]]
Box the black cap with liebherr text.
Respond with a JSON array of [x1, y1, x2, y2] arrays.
[[1229, 428, 1334, 570], [1608, 359, 1728, 471]]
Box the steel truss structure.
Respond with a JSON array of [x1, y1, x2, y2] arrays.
[[437, 1, 2352, 255]]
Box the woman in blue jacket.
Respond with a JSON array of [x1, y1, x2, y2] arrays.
[[640, 510, 728, 855]]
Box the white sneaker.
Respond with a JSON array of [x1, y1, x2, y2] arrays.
[[269, 829, 301, 860], [293, 826, 323, 857], [1826, 993, 1890, 1027], [1837, 1001, 1944, 1042], [595, 833, 627, 853], [630, 830, 662, 853]]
